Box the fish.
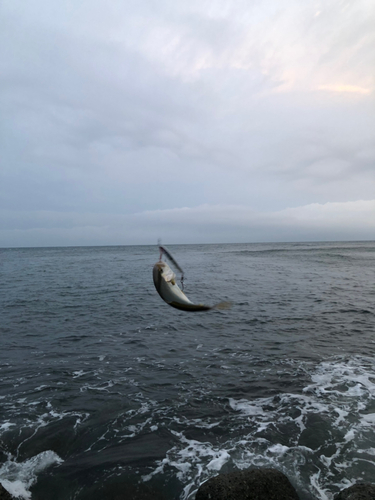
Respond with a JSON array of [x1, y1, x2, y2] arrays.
[[153, 260, 230, 312]]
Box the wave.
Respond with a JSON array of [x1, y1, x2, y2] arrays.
[[0, 451, 63, 500], [143, 356, 375, 500]]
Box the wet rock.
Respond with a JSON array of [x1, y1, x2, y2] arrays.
[[298, 413, 331, 450], [334, 483, 375, 500], [195, 467, 300, 500], [0, 484, 13, 500]]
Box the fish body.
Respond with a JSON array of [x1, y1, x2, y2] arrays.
[[153, 261, 211, 311]]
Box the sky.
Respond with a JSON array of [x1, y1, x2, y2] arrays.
[[0, 0, 374, 246]]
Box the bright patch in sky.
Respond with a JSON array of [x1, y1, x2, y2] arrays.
[[318, 85, 372, 94]]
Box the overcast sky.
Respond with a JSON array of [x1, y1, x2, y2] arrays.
[[1, 0, 374, 246]]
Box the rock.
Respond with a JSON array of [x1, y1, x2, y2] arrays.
[[195, 467, 300, 500], [0, 483, 13, 500], [334, 483, 375, 500], [298, 413, 331, 450]]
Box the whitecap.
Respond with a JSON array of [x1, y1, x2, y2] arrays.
[[0, 451, 63, 500], [0, 422, 15, 432], [229, 398, 266, 416]]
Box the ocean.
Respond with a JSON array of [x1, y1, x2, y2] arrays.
[[0, 242, 374, 500]]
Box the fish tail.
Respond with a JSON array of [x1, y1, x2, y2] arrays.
[[212, 301, 232, 310]]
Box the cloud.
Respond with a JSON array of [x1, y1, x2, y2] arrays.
[[318, 85, 372, 94], [1, 200, 374, 247], [0, 0, 374, 246]]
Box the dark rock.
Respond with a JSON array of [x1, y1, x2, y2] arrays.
[[334, 483, 375, 500], [0, 484, 13, 500], [195, 467, 300, 500], [298, 413, 331, 450]]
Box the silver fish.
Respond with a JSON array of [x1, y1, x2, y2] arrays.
[[153, 260, 230, 312]]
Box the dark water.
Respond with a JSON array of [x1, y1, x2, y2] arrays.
[[0, 242, 374, 500]]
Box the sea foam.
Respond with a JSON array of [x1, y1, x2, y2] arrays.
[[0, 451, 63, 500]]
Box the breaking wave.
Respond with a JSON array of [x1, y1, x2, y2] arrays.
[[143, 356, 375, 500]]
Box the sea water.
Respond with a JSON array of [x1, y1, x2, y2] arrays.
[[0, 242, 374, 499]]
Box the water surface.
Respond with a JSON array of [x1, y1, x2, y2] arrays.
[[0, 242, 374, 499]]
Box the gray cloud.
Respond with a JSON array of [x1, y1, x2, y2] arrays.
[[0, 0, 374, 246], [1, 200, 374, 247]]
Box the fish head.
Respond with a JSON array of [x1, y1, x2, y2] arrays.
[[153, 261, 176, 294]]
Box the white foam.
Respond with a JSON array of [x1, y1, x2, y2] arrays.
[[170, 460, 191, 476], [360, 414, 375, 426], [229, 398, 266, 416], [34, 385, 48, 391], [0, 479, 31, 499], [268, 444, 289, 456], [333, 408, 349, 425], [173, 417, 220, 430], [144, 356, 375, 500], [357, 447, 375, 455], [0, 451, 63, 500], [207, 451, 230, 471], [344, 429, 356, 442], [125, 417, 152, 438], [310, 470, 330, 500], [80, 380, 116, 392], [0, 422, 15, 432]]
